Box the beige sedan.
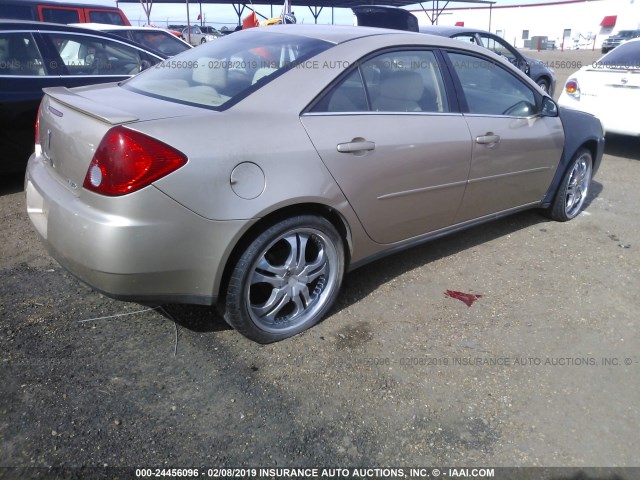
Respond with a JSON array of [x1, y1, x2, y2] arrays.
[[26, 25, 604, 343]]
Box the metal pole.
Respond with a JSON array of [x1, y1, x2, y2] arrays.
[[186, 0, 191, 45], [488, 3, 492, 32]]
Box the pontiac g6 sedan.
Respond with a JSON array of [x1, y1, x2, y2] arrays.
[[26, 26, 604, 343]]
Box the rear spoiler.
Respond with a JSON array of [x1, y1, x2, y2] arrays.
[[352, 5, 419, 33], [43, 86, 139, 125]]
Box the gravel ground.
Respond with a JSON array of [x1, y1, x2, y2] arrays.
[[1, 49, 639, 478]]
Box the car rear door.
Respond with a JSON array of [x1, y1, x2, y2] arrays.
[[301, 49, 472, 245], [444, 50, 564, 222]]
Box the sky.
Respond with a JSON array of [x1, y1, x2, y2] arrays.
[[68, 0, 356, 28]]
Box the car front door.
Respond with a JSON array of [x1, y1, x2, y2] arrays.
[[301, 49, 472, 244], [445, 51, 564, 222]]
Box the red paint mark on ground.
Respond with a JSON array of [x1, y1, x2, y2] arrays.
[[445, 290, 483, 307]]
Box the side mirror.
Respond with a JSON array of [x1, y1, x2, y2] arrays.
[[541, 96, 559, 117]]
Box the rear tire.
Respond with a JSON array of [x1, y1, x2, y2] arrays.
[[223, 215, 344, 343], [546, 148, 593, 221]]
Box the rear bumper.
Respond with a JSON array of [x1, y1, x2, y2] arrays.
[[25, 153, 252, 305]]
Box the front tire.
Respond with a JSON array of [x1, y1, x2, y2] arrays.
[[537, 78, 550, 93], [200, 38, 207, 44], [546, 148, 593, 221], [223, 215, 344, 343]]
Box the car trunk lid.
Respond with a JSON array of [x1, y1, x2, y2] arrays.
[[577, 68, 640, 106], [38, 84, 195, 195]]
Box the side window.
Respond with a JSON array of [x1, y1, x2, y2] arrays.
[[448, 52, 537, 116], [312, 50, 449, 113], [43, 33, 145, 76], [366, 51, 448, 113], [89, 10, 127, 26], [452, 34, 480, 45], [41, 7, 81, 24], [0, 32, 45, 76], [312, 69, 368, 112]]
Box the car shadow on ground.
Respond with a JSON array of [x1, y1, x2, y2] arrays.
[[605, 134, 640, 161], [161, 178, 603, 335], [158, 211, 553, 334], [159, 304, 232, 333], [584, 179, 603, 211]]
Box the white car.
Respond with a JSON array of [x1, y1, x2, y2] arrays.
[[558, 38, 640, 137], [75, 24, 192, 57], [182, 25, 218, 46]]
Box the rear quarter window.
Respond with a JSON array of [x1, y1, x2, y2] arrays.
[[89, 10, 128, 26]]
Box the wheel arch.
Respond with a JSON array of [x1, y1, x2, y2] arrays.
[[541, 107, 605, 207], [216, 202, 353, 305], [536, 74, 551, 87]]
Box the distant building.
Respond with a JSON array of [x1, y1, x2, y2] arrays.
[[411, 0, 640, 49]]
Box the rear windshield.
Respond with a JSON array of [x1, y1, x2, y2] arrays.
[[123, 30, 332, 110], [594, 40, 640, 69], [617, 30, 639, 38]]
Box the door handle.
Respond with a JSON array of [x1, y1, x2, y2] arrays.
[[337, 140, 376, 153], [475, 134, 500, 145]]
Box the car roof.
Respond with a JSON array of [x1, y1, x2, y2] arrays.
[[0, 19, 118, 34], [419, 25, 491, 36], [240, 24, 426, 44], [0, 19, 97, 32], [71, 23, 170, 33], [0, 0, 122, 7], [212, 24, 503, 54]]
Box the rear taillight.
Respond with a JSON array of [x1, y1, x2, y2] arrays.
[[34, 104, 41, 155], [83, 126, 187, 196], [565, 79, 580, 98]]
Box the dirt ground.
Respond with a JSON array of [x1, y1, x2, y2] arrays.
[[1, 49, 639, 478]]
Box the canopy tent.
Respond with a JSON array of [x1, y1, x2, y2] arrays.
[[116, 0, 495, 26]]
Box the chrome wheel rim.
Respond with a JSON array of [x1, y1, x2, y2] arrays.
[[538, 81, 548, 92], [245, 228, 339, 334], [565, 153, 592, 218]]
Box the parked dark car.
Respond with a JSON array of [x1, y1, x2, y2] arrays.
[[351, 6, 556, 94], [0, 0, 130, 26], [0, 20, 165, 173], [601, 29, 640, 53]]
